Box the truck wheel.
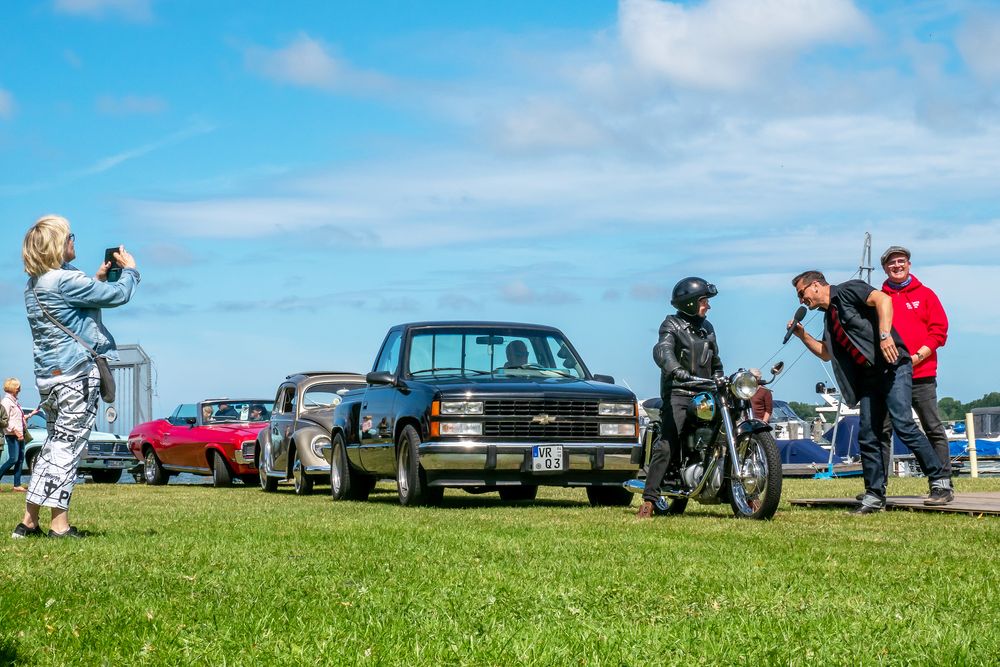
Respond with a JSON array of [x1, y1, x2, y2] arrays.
[[211, 453, 233, 488], [586, 486, 633, 507], [90, 469, 123, 484], [396, 425, 438, 506], [498, 486, 538, 502], [144, 449, 168, 486], [292, 450, 313, 496]]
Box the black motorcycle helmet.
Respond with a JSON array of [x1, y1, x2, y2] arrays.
[[671, 277, 718, 316]]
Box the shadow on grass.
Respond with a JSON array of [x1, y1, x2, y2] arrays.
[[0, 636, 23, 667]]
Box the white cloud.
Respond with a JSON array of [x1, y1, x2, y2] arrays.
[[96, 94, 167, 115], [494, 98, 607, 151], [618, 0, 871, 90], [53, 0, 153, 22], [957, 12, 1000, 82], [0, 88, 13, 118], [244, 33, 391, 94]]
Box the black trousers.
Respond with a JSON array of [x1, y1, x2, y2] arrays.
[[880, 376, 951, 476], [642, 394, 691, 502]]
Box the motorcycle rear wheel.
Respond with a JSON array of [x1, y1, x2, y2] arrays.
[[728, 432, 781, 520]]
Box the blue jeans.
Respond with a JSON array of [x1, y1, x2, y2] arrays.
[[1, 434, 25, 487], [858, 360, 946, 506]]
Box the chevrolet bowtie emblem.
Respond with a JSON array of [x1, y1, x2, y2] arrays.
[[532, 414, 557, 425]]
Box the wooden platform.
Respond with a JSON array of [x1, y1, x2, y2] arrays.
[[782, 463, 863, 478], [790, 492, 1000, 516]]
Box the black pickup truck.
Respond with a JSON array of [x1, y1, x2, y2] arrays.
[[327, 321, 642, 506]]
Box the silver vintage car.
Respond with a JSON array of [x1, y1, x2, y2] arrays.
[[256, 372, 366, 495]]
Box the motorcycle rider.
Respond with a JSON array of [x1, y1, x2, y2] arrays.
[[637, 277, 724, 519]]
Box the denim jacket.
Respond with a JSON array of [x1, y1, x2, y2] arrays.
[[24, 264, 141, 380]]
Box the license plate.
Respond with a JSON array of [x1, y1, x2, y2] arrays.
[[531, 445, 563, 472]]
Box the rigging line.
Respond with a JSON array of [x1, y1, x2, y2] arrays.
[[766, 346, 810, 390], [758, 310, 824, 368]]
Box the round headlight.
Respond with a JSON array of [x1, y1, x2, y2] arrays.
[[691, 392, 716, 422], [730, 371, 759, 400]]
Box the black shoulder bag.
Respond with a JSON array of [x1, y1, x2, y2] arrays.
[[31, 286, 116, 403]]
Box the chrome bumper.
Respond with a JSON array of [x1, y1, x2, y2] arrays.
[[418, 440, 641, 473]]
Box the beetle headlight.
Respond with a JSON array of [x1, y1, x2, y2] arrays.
[[691, 392, 716, 422], [598, 402, 635, 416], [310, 434, 331, 458], [730, 371, 759, 400]]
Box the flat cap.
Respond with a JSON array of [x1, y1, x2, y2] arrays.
[[880, 245, 910, 266]]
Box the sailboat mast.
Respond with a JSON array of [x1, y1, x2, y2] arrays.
[[859, 232, 873, 285]]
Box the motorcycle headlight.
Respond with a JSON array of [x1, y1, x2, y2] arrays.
[[730, 371, 759, 401], [691, 392, 716, 422]]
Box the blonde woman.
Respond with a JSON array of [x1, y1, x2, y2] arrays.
[[1, 378, 29, 491], [14, 215, 140, 538]]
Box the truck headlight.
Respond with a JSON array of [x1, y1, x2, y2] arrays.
[[439, 422, 483, 436], [598, 402, 635, 416], [439, 401, 484, 415], [730, 371, 759, 400], [600, 423, 636, 437]]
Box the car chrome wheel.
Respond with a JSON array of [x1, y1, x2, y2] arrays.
[[292, 452, 313, 495]]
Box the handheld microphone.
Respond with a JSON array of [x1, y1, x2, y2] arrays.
[[783, 305, 807, 344]]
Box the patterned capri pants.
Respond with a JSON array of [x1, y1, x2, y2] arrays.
[[26, 366, 101, 510]]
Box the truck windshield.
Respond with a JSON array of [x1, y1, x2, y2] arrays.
[[406, 328, 586, 379]]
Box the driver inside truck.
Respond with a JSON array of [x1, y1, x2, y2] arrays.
[[503, 340, 529, 368]]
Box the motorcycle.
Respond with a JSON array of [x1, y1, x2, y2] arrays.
[[625, 363, 784, 520]]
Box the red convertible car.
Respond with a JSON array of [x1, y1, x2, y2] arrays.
[[128, 399, 274, 487]]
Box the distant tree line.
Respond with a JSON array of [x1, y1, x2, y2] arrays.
[[937, 392, 1000, 421], [788, 392, 1000, 423]]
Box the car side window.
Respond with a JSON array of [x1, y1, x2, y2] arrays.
[[275, 387, 297, 414], [373, 330, 402, 374], [174, 404, 197, 424]]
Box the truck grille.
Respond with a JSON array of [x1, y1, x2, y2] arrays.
[[483, 422, 600, 438], [483, 399, 599, 417]]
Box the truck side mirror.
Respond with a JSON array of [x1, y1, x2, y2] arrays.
[[592, 374, 615, 384], [366, 371, 396, 386]]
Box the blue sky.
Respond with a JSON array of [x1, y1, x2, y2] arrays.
[[2, 0, 1000, 417]]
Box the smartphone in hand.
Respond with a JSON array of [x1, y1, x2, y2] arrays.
[[104, 247, 122, 282]]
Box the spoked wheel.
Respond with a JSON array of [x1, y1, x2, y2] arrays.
[[396, 425, 439, 506], [728, 432, 782, 520], [144, 449, 168, 486], [292, 450, 313, 496]]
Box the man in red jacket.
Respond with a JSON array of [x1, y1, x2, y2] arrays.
[[880, 245, 951, 479]]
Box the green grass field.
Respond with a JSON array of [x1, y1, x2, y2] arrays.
[[2, 477, 999, 666]]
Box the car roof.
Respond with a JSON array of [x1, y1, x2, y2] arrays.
[[284, 372, 367, 381], [200, 398, 273, 403], [395, 321, 562, 332]]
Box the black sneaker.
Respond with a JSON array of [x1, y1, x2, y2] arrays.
[[849, 504, 884, 515], [924, 487, 954, 506], [47, 526, 85, 539], [11, 523, 43, 539]]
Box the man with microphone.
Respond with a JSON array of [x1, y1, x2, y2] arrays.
[[788, 270, 952, 512]]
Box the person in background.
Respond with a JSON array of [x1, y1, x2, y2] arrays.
[[789, 270, 951, 513], [13, 215, 140, 538], [879, 246, 951, 479], [214, 402, 237, 418], [249, 404, 269, 422], [1, 378, 29, 492], [202, 405, 214, 423], [748, 368, 772, 422], [503, 340, 529, 368]]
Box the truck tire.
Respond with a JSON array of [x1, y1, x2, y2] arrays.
[[396, 425, 439, 507]]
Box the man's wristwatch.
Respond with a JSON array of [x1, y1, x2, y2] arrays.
[[879, 332, 890, 341]]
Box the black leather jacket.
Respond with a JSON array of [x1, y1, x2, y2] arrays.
[[653, 312, 724, 397]]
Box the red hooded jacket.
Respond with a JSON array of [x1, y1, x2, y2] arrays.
[[881, 274, 948, 380]]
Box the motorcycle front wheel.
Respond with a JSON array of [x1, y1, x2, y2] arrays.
[[728, 432, 782, 520]]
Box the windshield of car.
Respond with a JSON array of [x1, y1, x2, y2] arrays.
[[406, 327, 586, 379], [301, 383, 364, 409], [202, 400, 275, 423]]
